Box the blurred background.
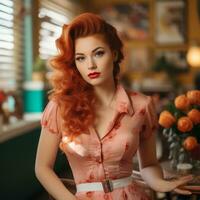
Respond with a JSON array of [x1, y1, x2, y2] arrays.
[[1, 0, 200, 199]]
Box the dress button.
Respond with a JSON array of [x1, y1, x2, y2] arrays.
[[104, 193, 110, 200], [89, 173, 95, 180], [86, 191, 94, 197], [96, 157, 102, 163], [98, 159, 102, 163]]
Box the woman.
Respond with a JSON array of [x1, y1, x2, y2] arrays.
[[35, 12, 193, 200]]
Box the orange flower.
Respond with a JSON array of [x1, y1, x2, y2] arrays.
[[186, 90, 200, 105], [159, 110, 176, 128], [188, 109, 200, 125], [174, 95, 190, 110], [183, 136, 198, 151], [177, 116, 193, 132]]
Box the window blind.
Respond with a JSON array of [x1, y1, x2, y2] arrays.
[[39, 0, 78, 60], [0, 0, 23, 90]]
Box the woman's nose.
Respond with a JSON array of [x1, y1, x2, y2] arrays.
[[88, 57, 97, 69]]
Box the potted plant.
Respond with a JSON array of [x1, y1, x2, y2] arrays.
[[32, 57, 46, 81], [23, 57, 47, 117], [158, 90, 200, 170]]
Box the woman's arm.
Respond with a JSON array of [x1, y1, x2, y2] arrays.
[[35, 127, 76, 200], [137, 132, 193, 195]]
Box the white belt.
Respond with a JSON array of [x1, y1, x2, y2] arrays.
[[76, 176, 133, 193]]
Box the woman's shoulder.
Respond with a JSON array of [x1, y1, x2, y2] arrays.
[[44, 98, 60, 110], [126, 89, 151, 107], [40, 99, 62, 134]]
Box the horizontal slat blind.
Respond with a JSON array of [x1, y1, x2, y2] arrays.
[[39, 0, 77, 60], [0, 0, 23, 91]]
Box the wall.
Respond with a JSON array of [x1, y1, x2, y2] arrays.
[[86, 0, 200, 88]]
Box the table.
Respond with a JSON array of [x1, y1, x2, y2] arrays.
[[161, 161, 200, 200]]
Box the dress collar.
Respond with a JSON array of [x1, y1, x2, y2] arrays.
[[115, 84, 134, 116]]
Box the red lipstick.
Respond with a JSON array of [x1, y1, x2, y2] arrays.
[[88, 72, 101, 79]]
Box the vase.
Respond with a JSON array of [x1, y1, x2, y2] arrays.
[[191, 144, 200, 160], [169, 144, 200, 170]]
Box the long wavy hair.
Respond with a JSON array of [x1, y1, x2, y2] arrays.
[[49, 12, 124, 138]]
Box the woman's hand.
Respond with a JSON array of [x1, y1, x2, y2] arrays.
[[75, 196, 91, 200], [163, 175, 194, 195]]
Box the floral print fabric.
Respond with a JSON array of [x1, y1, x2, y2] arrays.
[[41, 84, 158, 200]]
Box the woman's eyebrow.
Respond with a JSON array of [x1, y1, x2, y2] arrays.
[[75, 47, 104, 56]]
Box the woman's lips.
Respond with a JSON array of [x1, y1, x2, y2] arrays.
[[88, 73, 101, 79]]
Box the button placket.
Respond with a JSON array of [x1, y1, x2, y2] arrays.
[[96, 155, 102, 164]]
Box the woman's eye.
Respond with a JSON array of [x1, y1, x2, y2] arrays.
[[95, 51, 104, 57], [75, 57, 85, 62]]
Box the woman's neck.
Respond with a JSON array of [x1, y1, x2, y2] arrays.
[[94, 81, 117, 109]]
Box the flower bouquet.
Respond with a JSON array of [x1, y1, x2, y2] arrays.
[[159, 90, 200, 169]]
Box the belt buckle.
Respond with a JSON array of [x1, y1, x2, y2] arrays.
[[102, 179, 113, 193]]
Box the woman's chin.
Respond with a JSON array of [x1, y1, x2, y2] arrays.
[[86, 78, 105, 86]]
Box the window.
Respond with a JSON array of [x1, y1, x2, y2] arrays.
[[38, 0, 78, 60], [0, 0, 23, 90]]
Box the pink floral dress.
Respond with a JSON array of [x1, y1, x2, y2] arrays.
[[41, 84, 158, 200]]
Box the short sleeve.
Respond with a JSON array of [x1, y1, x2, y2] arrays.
[[140, 96, 158, 140], [41, 100, 61, 134]]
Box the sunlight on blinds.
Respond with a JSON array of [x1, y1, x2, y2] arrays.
[[39, 1, 71, 60], [0, 0, 23, 90]]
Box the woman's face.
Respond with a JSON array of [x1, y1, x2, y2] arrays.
[[74, 34, 116, 86]]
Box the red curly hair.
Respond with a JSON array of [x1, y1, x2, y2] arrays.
[[49, 12, 124, 138]]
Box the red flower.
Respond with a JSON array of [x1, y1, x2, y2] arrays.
[[159, 110, 176, 128], [174, 95, 190, 110], [183, 136, 198, 151], [187, 90, 200, 105], [177, 116, 193, 133], [187, 109, 200, 125]]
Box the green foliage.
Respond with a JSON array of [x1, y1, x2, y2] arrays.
[[161, 99, 200, 169], [163, 101, 199, 140], [165, 102, 185, 119], [151, 56, 189, 91], [191, 124, 200, 143], [33, 57, 46, 72], [152, 56, 188, 74]]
